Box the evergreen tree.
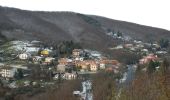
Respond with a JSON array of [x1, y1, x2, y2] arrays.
[[117, 31, 123, 37], [14, 69, 23, 80], [159, 39, 169, 48], [147, 60, 156, 74]]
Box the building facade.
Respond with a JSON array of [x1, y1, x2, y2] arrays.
[[0, 67, 17, 78]]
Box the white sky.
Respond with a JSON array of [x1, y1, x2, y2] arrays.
[[0, 0, 170, 30]]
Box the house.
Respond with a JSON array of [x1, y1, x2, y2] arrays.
[[44, 57, 55, 64], [75, 60, 98, 71], [99, 59, 119, 69], [19, 53, 30, 60], [58, 58, 72, 65], [40, 50, 49, 56], [63, 72, 77, 80], [57, 58, 75, 72], [54, 72, 77, 80], [139, 54, 158, 64], [57, 64, 66, 72], [32, 56, 43, 63], [90, 63, 98, 71], [75, 61, 87, 69], [99, 63, 105, 69], [0, 66, 17, 78], [72, 49, 83, 57]]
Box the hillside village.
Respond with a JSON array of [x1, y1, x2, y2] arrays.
[[0, 27, 169, 99], [0, 40, 121, 89], [0, 34, 169, 99]]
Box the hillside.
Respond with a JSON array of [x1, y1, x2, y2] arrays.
[[0, 6, 170, 51]]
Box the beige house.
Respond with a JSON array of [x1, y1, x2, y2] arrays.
[[58, 58, 72, 65], [72, 49, 83, 57], [99, 59, 119, 69], [57, 58, 76, 72], [90, 63, 98, 71], [63, 72, 77, 80], [75, 60, 98, 71], [75, 61, 87, 69], [54, 72, 77, 80], [57, 64, 66, 72], [0, 67, 17, 78]]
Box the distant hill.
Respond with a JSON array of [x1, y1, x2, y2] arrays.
[[0, 6, 170, 51]]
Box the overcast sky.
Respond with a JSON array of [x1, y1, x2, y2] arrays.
[[0, 0, 170, 30]]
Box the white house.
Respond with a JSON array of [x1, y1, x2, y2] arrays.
[[19, 53, 30, 60], [99, 63, 105, 69], [115, 45, 123, 49], [54, 72, 77, 80], [44, 57, 55, 64], [63, 72, 77, 80], [0, 67, 17, 78], [32, 56, 42, 63]]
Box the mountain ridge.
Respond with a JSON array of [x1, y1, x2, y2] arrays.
[[0, 6, 170, 51]]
